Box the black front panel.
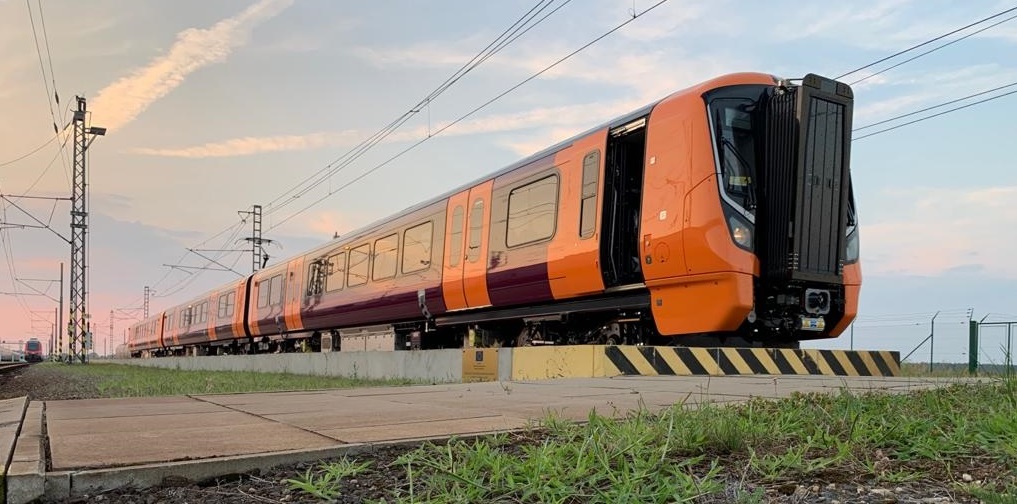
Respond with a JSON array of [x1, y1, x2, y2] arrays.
[[796, 94, 849, 278], [759, 74, 853, 284]]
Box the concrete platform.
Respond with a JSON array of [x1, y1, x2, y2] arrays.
[[4, 374, 985, 502]]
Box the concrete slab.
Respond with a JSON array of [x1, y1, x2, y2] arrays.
[[321, 415, 530, 443], [49, 410, 268, 436], [45, 396, 223, 420]]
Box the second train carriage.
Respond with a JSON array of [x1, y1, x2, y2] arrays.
[[129, 71, 861, 357]]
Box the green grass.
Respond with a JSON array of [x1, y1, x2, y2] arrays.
[[289, 378, 1017, 503], [38, 361, 414, 397]]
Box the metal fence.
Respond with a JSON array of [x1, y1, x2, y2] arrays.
[[972, 320, 1016, 375]]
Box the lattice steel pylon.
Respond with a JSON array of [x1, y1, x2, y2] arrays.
[[239, 204, 272, 273], [143, 285, 150, 319], [69, 96, 104, 364]]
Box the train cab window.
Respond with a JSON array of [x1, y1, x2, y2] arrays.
[[467, 200, 484, 263], [580, 150, 601, 239], [507, 174, 560, 247], [326, 252, 346, 292], [449, 206, 464, 267], [269, 274, 284, 306], [373, 234, 399, 280], [402, 221, 433, 274], [347, 243, 371, 287]]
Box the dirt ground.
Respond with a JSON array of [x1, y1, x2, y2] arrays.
[[1, 364, 997, 503]]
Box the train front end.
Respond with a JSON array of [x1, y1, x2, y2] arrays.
[[705, 73, 859, 342]]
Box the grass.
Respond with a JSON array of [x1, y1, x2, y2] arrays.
[[37, 361, 414, 397], [287, 377, 1017, 503]]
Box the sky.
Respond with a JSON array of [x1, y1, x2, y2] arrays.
[[0, 0, 1016, 365]]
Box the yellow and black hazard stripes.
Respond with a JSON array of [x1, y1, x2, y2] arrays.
[[603, 346, 901, 377]]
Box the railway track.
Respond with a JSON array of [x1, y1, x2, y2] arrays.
[[0, 361, 29, 374]]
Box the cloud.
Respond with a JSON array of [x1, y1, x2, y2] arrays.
[[131, 130, 361, 158], [90, 0, 294, 133], [860, 186, 1017, 278]]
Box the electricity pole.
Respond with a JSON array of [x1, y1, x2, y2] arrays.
[[143, 285, 150, 319], [109, 309, 114, 358], [69, 96, 104, 364]]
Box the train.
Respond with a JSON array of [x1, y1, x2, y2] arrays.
[[129, 71, 861, 358], [23, 338, 44, 362]]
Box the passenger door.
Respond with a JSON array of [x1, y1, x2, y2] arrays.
[[441, 181, 493, 311], [462, 180, 493, 308]]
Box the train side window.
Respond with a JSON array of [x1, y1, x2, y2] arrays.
[[326, 252, 346, 292], [347, 243, 371, 287], [373, 234, 399, 280], [402, 221, 433, 274], [269, 274, 284, 306], [467, 199, 484, 263], [257, 280, 268, 308], [507, 174, 560, 247], [580, 150, 600, 239], [449, 206, 464, 267], [225, 292, 235, 317], [167, 314, 173, 331]]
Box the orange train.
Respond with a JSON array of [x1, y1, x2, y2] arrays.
[[129, 71, 861, 357]]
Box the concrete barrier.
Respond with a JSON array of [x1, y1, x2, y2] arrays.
[[112, 345, 900, 383], [116, 350, 463, 383]]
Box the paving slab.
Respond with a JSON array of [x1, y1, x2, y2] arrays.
[[322, 415, 530, 443], [34, 373, 981, 499], [45, 396, 340, 470]]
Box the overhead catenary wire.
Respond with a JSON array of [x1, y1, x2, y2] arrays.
[[854, 81, 1017, 131], [849, 11, 1017, 86], [835, 4, 1017, 80], [0, 132, 60, 168], [25, 0, 60, 135], [264, 0, 574, 218], [853, 85, 1017, 140], [267, 0, 672, 232], [137, 0, 575, 302]]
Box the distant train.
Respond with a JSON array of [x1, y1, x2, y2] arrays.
[[23, 338, 44, 362], [129, 72, 860, 357]]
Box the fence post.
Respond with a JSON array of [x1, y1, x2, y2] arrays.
[[968, 319, 978, 375]]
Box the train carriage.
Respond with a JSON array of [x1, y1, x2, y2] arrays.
[[131, 71, 861, 355]]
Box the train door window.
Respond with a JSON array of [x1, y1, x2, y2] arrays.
[[467, 200, 484, 263], [217, 295, 227, 319], [199, 302, 207, 323], [402, 221, 433, 273], [580, 150, 601, 239], [269, 274, 284, 306], [257, 279, 270, 308], [373, 234, 399, 280], [449, 206, 464, 267], [326, 252, 345, 292], [507, 174, 560, 247], [347, 243, 371, 287], [225, 292, 235, 317], [166, 314, 173, 331]]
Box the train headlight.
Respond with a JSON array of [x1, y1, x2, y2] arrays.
[[727, 215, 753, 251], [845, 226, 859, 263]]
